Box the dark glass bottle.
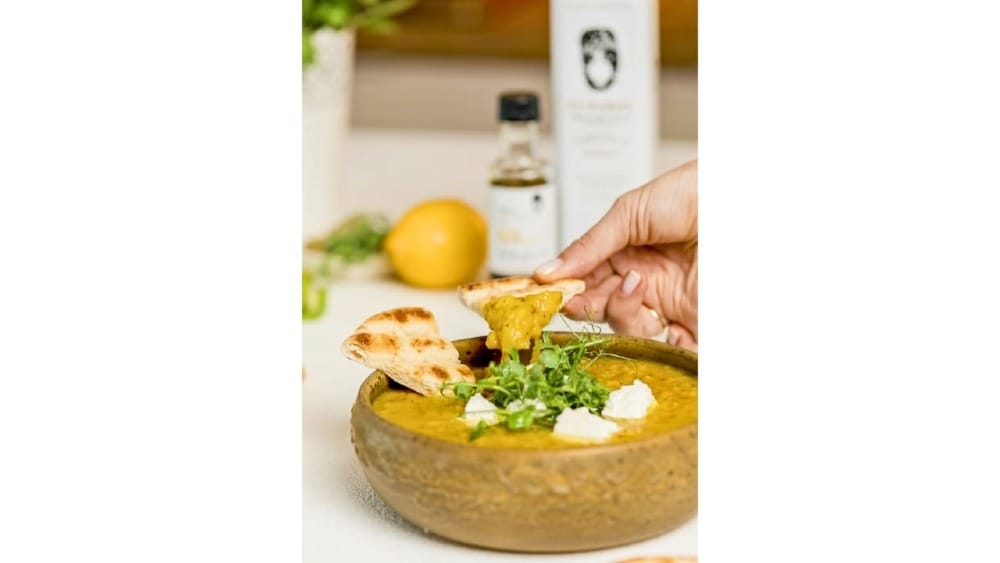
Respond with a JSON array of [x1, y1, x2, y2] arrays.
[[488, 92, 558, 277]]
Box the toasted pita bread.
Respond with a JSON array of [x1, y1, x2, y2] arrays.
[[457, 276, 586, 315], [341, 307, 475, 396]]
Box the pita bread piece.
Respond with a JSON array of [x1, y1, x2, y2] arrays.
[[457, 276, 585, 315], [341, 307, 474, 396], [457, 276, 587, 352]]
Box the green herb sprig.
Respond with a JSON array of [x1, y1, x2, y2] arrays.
[[320, 213, 390, 264], [444, 331, 613, 440], [302, 213, 391, 322], [303, 0, 417, 65]]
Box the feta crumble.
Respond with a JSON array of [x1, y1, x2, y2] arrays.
[[602, 379, 655, 419], [553, 407, 619, 441], [463, 393, 498, 425]]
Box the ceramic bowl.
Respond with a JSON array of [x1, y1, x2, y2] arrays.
[[350, 332, 698, 553]]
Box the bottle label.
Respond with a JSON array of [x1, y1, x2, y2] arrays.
[[488, 183, 559, 276]]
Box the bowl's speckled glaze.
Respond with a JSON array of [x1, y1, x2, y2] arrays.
[[350, 332, 698, 553]]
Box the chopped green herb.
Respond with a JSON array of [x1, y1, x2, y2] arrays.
[[505, 407, 535, 430], [469, 419, 490, 440]]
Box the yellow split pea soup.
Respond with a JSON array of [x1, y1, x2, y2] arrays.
[[372, 355, 697, 449]]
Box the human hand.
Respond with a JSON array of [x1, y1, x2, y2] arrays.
[[533, 161, 698, 351]]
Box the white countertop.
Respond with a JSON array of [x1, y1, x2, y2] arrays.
[[303, 128, 698, 562]]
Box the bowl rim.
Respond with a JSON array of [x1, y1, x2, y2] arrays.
[[352, 331, 698, 457]]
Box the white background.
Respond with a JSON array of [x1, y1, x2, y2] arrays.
[[3, 1, 1000, 562]]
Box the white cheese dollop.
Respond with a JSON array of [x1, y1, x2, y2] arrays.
[[463, 393, 498, 425], [553, 407, 619, 441], [506, 398, 547, 414], [602, 379, 656, 419]]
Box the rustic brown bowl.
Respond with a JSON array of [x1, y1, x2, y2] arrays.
[[350, 332, 698, 553]]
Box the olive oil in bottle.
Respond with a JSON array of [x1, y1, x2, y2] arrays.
[[488, 92, 559, 277]]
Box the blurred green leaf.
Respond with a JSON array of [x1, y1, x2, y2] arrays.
[[303, 0, 417, 66], [315, 2, 352, 29], [358, 19, 399, 35], [302, 31, 314, 65], [323, 213, 390, 263], [302, 271, 328, 320], [362, 0, 417, 20]]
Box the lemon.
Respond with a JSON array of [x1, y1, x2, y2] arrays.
[[384, 199, 488, 288]]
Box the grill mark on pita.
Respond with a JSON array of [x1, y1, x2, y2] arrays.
[[375, 334, 399, 348], [367, 307, 433, 323], [411, 337, 445, 349], [391, 307, 432, 322], [459, 277, 532, 293], [353, 333, 372, 347], [341, 306, 474, 396], [350, 332, 399, 350], [429, 365, 449, 380]]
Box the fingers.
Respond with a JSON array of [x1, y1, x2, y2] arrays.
[[668, 323, 698, 352], [564, 270, 667, 340], [561, 274, 622, 321], [562, 267, 698, 350], [533, 197, 631, 282], [579, 260, 615, 289], [605, 271, 667, 338], [533, 161, 699, 283]]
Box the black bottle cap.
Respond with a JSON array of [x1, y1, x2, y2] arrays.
[[498, 92, 540, 122]]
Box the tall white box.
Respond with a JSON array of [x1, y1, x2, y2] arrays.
[[551, 0, 659, 247]]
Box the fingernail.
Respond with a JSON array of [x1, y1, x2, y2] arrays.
[[534, 258, 563, 277], [621, 270, 641, 296]]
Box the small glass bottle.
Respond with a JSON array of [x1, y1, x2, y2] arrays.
[[488, 92, 559, 277]]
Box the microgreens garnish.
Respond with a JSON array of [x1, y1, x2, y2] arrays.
[[443, 329, 615, 440]]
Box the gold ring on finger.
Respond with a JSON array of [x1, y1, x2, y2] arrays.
[[646, 306, 669, 333]]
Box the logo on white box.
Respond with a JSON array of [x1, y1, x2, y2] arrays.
[[581, 29, 617, 91]]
